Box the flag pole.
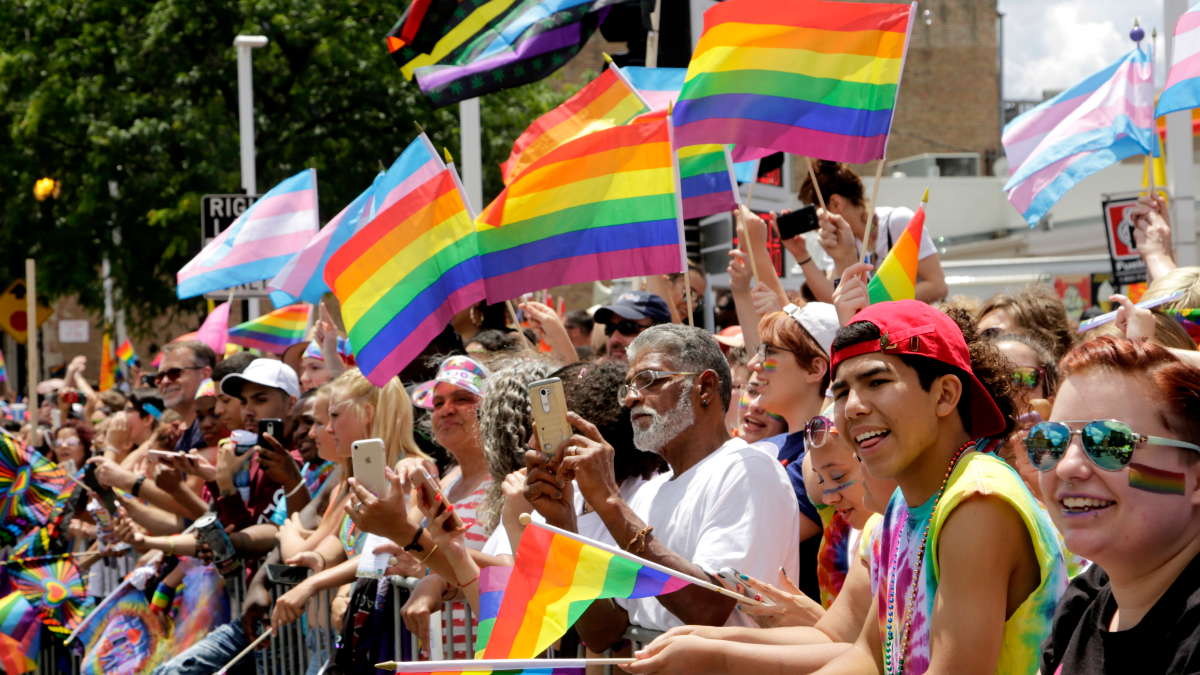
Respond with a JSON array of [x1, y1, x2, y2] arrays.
[[518, 514, 765, 606], [25, 259, 38, 447], [215, 627, 274, 675], [666, 104, 695, 326], [506, 300, 537, 352], [376, 659, 637, 672], [859, 158, 887, 266], [804, 157, 827, 211]]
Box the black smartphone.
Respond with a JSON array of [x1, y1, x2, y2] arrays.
[[140, 374, 156, 387], [775, 205, 819, 240], [265, 563, 311, 587], [258, 418, 283, 448], [83, 463, 119, 515]]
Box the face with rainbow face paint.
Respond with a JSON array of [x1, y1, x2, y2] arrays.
[[808, 422, 873, 529], [736, 377, 788, 443], [1040, 369, 1200, 566]]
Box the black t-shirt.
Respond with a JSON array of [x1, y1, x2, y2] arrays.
[[1040, 552, 1200, 675]]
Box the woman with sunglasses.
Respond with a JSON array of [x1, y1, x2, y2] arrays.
[[746, 302, 840, 602], [1034, 337, 1200, 675]]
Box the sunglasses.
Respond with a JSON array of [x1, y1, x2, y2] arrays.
[[605, 320, 649, 337], [1024, 420, 1200, 472], [155, 366, 205, 383], [1012, 366, 1046, 389], [804, 415, 833, 448]]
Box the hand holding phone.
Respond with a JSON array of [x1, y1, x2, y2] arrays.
[[528, 378, 571, 454], [775, 205, 819, 240], [257, 418, 283, 448], [412, 468, 465, 533], [351, 439, 390, 498]]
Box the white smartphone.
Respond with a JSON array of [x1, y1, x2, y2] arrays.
[[351, 438, 390, 498], [148, 449, 183, 460], [527, 378, 571, 454]]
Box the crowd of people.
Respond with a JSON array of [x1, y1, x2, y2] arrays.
[[10, 160, 1200, 675]]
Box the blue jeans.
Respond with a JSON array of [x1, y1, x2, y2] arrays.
[[151, 621, 254, 675]]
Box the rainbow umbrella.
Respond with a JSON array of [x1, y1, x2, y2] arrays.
[[0, 435, 67, 544], [12, 558, 94, 636], [0, 591, 41, 674]]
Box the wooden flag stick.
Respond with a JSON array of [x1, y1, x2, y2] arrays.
[[684, 266, 695, 327], [26, 259, 38, 447], [1147, 155, 1157, 202], [737, 179, 761, 286], [804, 157, 827, 211], [215, 627, 274, 675], [859, 158, 887, 266], [376, 659, 638, 672], [506, 300, 537, 352]]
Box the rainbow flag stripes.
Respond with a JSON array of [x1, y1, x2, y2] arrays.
[[867, 191, 926, 304], [476, 117, 684, 304], [479, 524, 690, 659], [0, 349, 6, 384], [378, 659, 585, 675], [673, 0, 916, 163], [501, 65, 649, 184], [677, 144, 739, 220], [325, 135, 484, 386], [226, 305, 311, 354], [116, 340, 137, 368]]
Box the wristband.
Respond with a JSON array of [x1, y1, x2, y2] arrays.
[[403, 526, 426, 553], [131, 475, 146, 498], [797, 256, 813, 266], [832, 277, 842, 290], [284, 480, 306, 499]]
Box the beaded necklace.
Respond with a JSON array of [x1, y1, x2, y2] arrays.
[[883, 441, 974, 674]]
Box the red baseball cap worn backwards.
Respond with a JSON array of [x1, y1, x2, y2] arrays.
[[830, 300, 1006, 439]]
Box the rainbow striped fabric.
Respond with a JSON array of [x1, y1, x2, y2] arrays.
[[378, 659, 585, 675], [501, 65, 649, 184], [177, 169, 319, 299], [1002, 47, 1155, 226], [325, 134, 483, 386], [226, 304, 311, 354], [476, 117, 685, 304], [478, 524, 690, 659], [673, 0, 916, 163], [0, 349, 6, 384], [116, 340, 137, 368], [867, 192, 926, 304], [1158, 7, 1200, 119], [269, 174, 382, 307]]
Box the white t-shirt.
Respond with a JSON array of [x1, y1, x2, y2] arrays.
[[820, 206, 938, 272], [613, 437, 801, 632]]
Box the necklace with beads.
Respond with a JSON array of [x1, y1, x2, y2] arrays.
[[883, 440, 974, 675]]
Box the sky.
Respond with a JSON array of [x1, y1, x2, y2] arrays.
[[1000, 0, 1168, 100]]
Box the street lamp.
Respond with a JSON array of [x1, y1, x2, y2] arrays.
[[33, 178, 60, 201]]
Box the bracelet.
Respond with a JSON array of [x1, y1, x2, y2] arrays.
[[797, 256, 813, 266], [315, 551, 327, 570], [284, 480, 306, 499], [167, 536, 175, 557], [131, 475, 146, 498], [626, 525, 654, 554], [403, 526, 426, 553], [458, 573, 480, 588], [418, 544, 439, 564]]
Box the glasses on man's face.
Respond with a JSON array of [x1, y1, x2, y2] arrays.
[[1012, 366, 1046, 390], [155, 366, 204, 383], [980, 326, 1004, 339], [605, 320, 649, 337], [1024, 419, 1200, 472], [618, 370, 701, 406]]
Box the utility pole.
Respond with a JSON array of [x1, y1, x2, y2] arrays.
[[235, 34, 269, 319], [1164, 1, 1197, 266]]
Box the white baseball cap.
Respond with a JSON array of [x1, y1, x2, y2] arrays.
[[782, 302, 839, 356], [220, 359, 301, 399]]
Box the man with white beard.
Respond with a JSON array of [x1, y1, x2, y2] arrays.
[[525, 324, 801, 643]]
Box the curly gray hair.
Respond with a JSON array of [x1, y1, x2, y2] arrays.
[[478, 357, 558, 534]]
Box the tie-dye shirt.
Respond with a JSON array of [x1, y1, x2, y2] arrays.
[[816, 505, 859, 609], [871, 450, 1067, 675]]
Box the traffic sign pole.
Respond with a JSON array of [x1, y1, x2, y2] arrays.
[[25, 259, 38, 446], [235, 35, 268, 320]]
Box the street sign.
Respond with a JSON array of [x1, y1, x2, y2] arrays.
[[200, 193, 264, 299], [1101, 196, 1147, 285], [0, 279, 53, 344]]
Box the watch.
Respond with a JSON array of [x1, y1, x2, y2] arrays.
[[403, 526, 426, 553], [131, 475, 146, 498]]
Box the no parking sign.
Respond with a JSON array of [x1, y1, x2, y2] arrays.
[[1102, 196, 1147, 285]]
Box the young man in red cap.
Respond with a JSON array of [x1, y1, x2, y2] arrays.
[[812, 300, 1067, 675]]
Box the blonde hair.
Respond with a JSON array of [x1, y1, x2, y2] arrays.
[[1143, 267, 1200, 310], [329, 368, 429, 468]]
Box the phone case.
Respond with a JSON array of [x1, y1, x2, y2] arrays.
[[351, 439, 390, 498], [528, 378, 571, 454], [416, 468, 465, 532]]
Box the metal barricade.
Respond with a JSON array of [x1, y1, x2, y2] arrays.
[[389, 576, 477, 662], [257, 567, 338, 675], [35, 627, 81, 675]]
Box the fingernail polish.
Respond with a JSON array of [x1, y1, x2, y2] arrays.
[[739, 574, 749, 581], [435, 493, 442, 502], [737, 604, 742, 610], [755, 594, 761, 601], [446, 504, 454, 512]]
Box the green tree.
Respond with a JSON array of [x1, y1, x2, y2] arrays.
[[0, 0, 574, 334]]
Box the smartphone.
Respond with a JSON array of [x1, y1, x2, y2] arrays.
[[528, 378, 571, 454], [413, 468, 465, 532], [265, 563, 312, 587], [715, 566, 771, 603], [83, 463, 119, 515], [148, 449, 183, 460], [775, 205, 819, 240], [140, 374, 156, 387], [351, 438, 390, 498], [257, 418, 283, 448]]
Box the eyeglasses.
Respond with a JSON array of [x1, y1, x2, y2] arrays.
[[1012, 366, 1047, 389], [1024, 420, 1200, 472], [980, 326, 1004, 339], [755, 343, 799, 360], [804, 415, 833, 448], [605, 321, 649, 337], [154, 366, 205, 383], [618, 370, 700, 406]]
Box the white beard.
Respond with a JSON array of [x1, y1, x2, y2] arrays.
[[631, 383, 695, 455]]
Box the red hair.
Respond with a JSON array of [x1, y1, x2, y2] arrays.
[[1060, 336, 1200, 446]]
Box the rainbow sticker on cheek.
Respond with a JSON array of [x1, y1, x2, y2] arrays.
[[763, 359, 778, 373], [739, 392, 752, 410], [1129, 463, 1186, 495]]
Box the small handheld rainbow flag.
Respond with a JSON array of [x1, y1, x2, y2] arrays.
[[867, 189, 926, 304], [375, 658, 629, 674], [477, 518, 694, 659], [0, 349, 7, 384], [226, 305, 311, 354], [116, 340, 138, 368]]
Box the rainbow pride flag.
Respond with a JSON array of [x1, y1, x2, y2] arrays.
[[673, 0, 916, 163], [325, 134, 484, 386], [677, 144, 739, 220], [867, 189, 926, 304], [478, 523, 690, 659], [0, 349, 6, 384], [116, 340, 138, 368], [377, 659, 588, 674], [501, 64, 649, 184], [226, 305, 311, 354], [476, 117, 685, 304]]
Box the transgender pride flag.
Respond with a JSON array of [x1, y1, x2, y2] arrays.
[[1157, 5, 1200, 119], [268, 173, 382, 306], [177, 169, 319, 299], [1002, 47, 1155, 226]]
